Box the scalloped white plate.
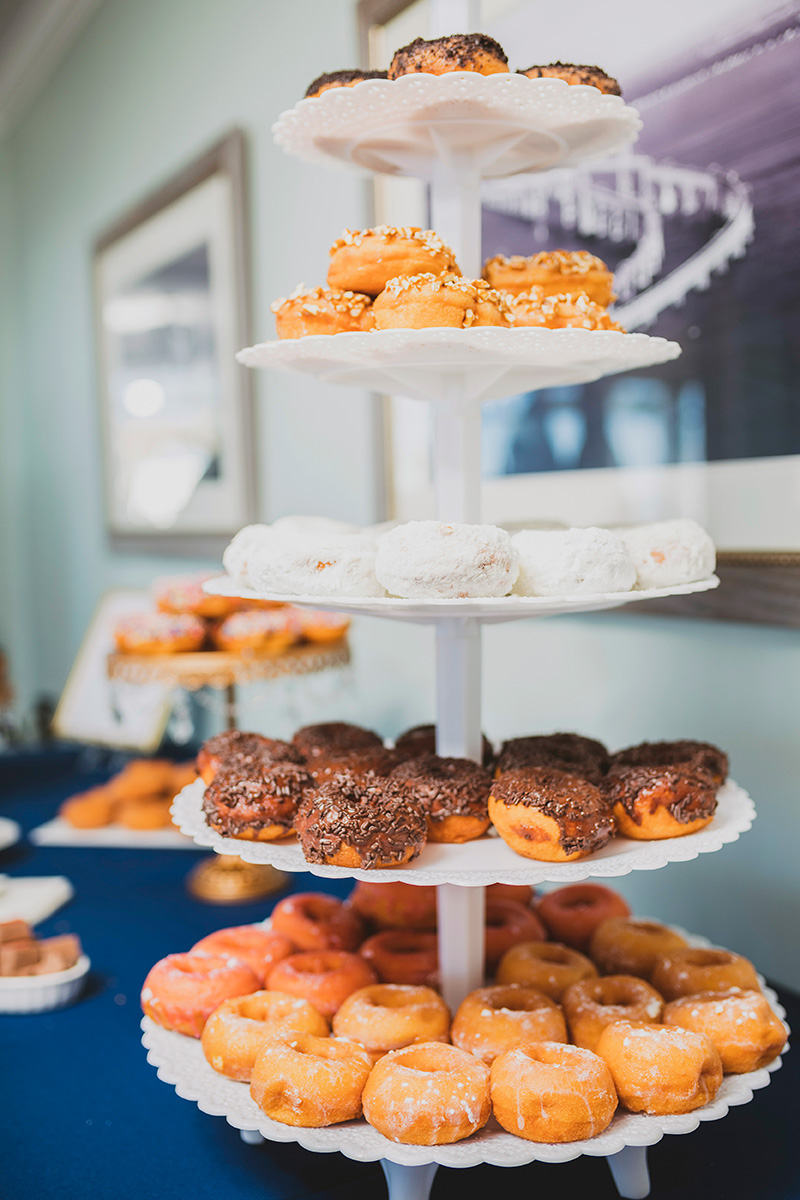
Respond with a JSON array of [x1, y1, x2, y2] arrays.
[[29, 818, 196, 851], [204, 574, 719, 626], [171, 776, 754, 888], [236, 327, 681, 405], [141, 931, 786, 1169], [273, 74, 641, 180]]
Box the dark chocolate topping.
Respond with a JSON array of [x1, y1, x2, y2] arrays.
[[517, 61, 621, 95], [490, 766, 614, 855], [294, 777, 426, 869], [198, 730, 303, 772], [309, 747, 399, 785], [202, 759, 312, 836], [391, 753, 491, 822], [389, 33, 508, 78], [394, 723, 494, 768], [612, 740, 729, 781], [604, 764, 718, 826], [305, 69, 387, 97], [497, 733, 609, 782], [292, 721, 384, 761]]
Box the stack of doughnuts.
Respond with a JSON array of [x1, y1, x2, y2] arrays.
[[60, 757, 196, 832]]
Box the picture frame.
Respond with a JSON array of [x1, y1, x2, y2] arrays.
[[93, 129, 256, 555]]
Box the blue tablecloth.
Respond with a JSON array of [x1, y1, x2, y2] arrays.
[[1, 748, 798, 1200]]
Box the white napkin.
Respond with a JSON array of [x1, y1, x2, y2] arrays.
[[0, 875, 74, 926]]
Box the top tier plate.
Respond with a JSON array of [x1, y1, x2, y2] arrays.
[[272, 74, 641, 180]]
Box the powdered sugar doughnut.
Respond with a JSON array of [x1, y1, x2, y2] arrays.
[[375, 521, 518, 599], [223, 525, 273, 588], [512, 528, 636, 597], [248, 533, 384, 598], [621, 518, 716, 589]]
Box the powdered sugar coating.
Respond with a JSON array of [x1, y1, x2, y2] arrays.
[[249, 533, 384, 598], [621, 519, 716, 589], [376, 521, 518, 599], [223, 525, 273, 588], [512, 528, 636, 597]]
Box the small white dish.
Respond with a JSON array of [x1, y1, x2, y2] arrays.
[[0, 953, 90, 1014]]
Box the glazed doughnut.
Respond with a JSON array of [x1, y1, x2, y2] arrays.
[[393, 723, 495, 769], [511, 528, 636, 597], [483, 250, 615, 305], [359, 931, 438, 987], [109, 757, 177, 798], [489, 768, 614, 862], [328, 227, 459, 297], [202, 759, 313, 842], [154, 574, 241, 619], [390, 753, 491, 843], [60, 787, 116, 828], [113, 612, 207, 655], [491, 1042, 618, 1142], [452, 985, 567, 1064], [376, 520, 518, 599], [589, 917, 689, 978], [296, 609, 351, 643], [650, 947, 761, 1001], [347, 881, 437, 931], [487, 883, 534, 906], [363, 1042, 491, 1144], [621, 518, 716, 589], [294, 776, 427, 869], [537, 884, 631, 951], [197, 730, 303, 785], [605, 763, 718, 840], [305, 69, 387, 98], [271, 893, 365, 952], [293, 721, 383, 762], [663, 989, 787, 1074], [495, 734, 610, 784], [213, 609, 300, 653], [596, 1020, 723, 1114], [518, 62, 621, 94], [333, 983, 449, 1052], [513, 292, 624, 331], [562, 974, 664, 1052], [271, 285, 374, 338], [141, 952, 260, 1037], [372, 273, 511, 330], [247, 531, 384, 598], [496, 941, 597, 1001], [485, 899, 547, 973], [250, 1032, 374, 1126], [201, 990, 329, 1080], [192, 926, 294, 984], [266, 950, 377, 1019], [613, 739, 729, 785], [388, 33, 509, 79]]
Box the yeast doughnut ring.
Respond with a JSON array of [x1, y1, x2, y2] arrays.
[[562, 974, 664, 1051], [451, 984, 567, 1064], [140, 952, 259, 1037], [271, 286, 374, 338], [363, 1042, 491, 1145], [359, 931, 438, 987], [266, 950, 377, 1018], [201, 990, 329, 1080], [496, 941, 596, 1001], [663, 989, 788, 1074], [537, 884, 631, 952], [590, 917, 689, 977], [491, 1042, 617, 1142], [372, 274, 511, 330], [347, 881, 437, 930], [250, 1032, 374, 1126], [485, 899, 547, 973], [271, 893, 365, 952], [191, 926, 294, 985], [650, 947, 761, 1001], [328, 226, 459, 297], [333, 983, 449, 1053], [597, 1021, 723, 1114]]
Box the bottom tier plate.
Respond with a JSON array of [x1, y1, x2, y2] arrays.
[[141, 930, 787, 1170]]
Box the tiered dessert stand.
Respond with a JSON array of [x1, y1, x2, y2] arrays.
[[148, 42, 785, 1200]]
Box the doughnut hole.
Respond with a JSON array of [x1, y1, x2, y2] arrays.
[[451, 984, 567, 1064]]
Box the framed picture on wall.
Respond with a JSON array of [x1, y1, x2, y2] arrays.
[[93, 129, 256, 553], [360, 0, 800, 625]]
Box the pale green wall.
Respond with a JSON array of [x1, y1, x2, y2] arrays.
[[1, 0, 798, 989]]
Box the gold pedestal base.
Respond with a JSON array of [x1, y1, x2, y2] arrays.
[[187, 854, 290, 903]]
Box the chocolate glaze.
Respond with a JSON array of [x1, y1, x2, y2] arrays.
[[497, 733, 610, 783], [202, 760, 313, 837], [490, 766, 614, 855], [305, 69, 387, 98], [612, 740, 729, 782], [294, 777, 426, 869], [517, 61, 622, 95], [197, 730, 303, 777], [389, 33, 508, 79], [292, 721, 384, 761], [604, 764, 718, 826], [309, 747, 400, 786], [393, 723, 495, 768], [390, 753, 491, 822]]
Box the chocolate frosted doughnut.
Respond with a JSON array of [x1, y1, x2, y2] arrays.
[[393, 723, 495, 769], [202, 759, 313, 841], [197, 731, 304, 785], [388, 33, 508, 79], [294, 776, 427, 869], [292, 722, 384, 762], [309, 747, 400, 787], [489, 767, 614, 862], [612, 740, 729, 785], [390, 753, 491, 843], [305, 69, 387, 98], [496, 733, 610, 784], [605, 764, 718, 840], [517, 62, 621, 96]]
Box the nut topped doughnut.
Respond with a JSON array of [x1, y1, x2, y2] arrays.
[[375, 520, 518, 599], [372, 273, 511, 330], [390, 753, 491, 842], [359, 930, 438, 987], [141, 951, 260, 1037], [589, 917, 688, 978], [518, 62, 621, 95], [491, 1041, 618, 1142], [393, 723, 495, 768], [114, 612, 207, 655], [267, 950, 377, 1019], [271, 285, 374, 338], [333, 983, 449, 1052], [250, 1032, 375, 1126], [271, 892, 365, 952], [191, 925, 294, 985], [605, 763, 718, 840], [597, 1021, 722, 1114], [388, 33, 509, 78], [452, 984, 567, 1064], [293, 721, 384, 762], [294, 775, 427, 869], [496, 733, 610, 784], [201, 990, 329, 1080], [489, 767, 614, 862], [613, 739, 729, 785], [305, 69, 387, 98], [197, 730, 303, 785], [363, 1042, 491, 1144], [511, 527, 636, 597], [512, 292, 624, 331], [484, 250, 615, 305], [328, 226, 459, 297], [650, 947, 761, 1001], [497, 941, 597, 1000], [202, 759, 313, 842], [621, 518, 716, 589], [537, 884, 631, 951], [663, 989, 787, 1074], [562, 974, 664, 1051]]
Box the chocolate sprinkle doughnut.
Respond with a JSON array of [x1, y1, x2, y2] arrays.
[[197, 731, 304, 781], [612, 740, 729, 783], [496, 733, 610, 783], [309, 747, 400, 786], [517, 61, 621, 96], [393, 723, 495, 768], [490, 767, 614, 857], [202, 760, 313, 840], [305, 69, 387, 98], [294, 776, 426, 869], [604, 764, 719, 828], [388, 33, 508, 79], [292, 721, 384, 762], [391, 753, 491, 824]]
